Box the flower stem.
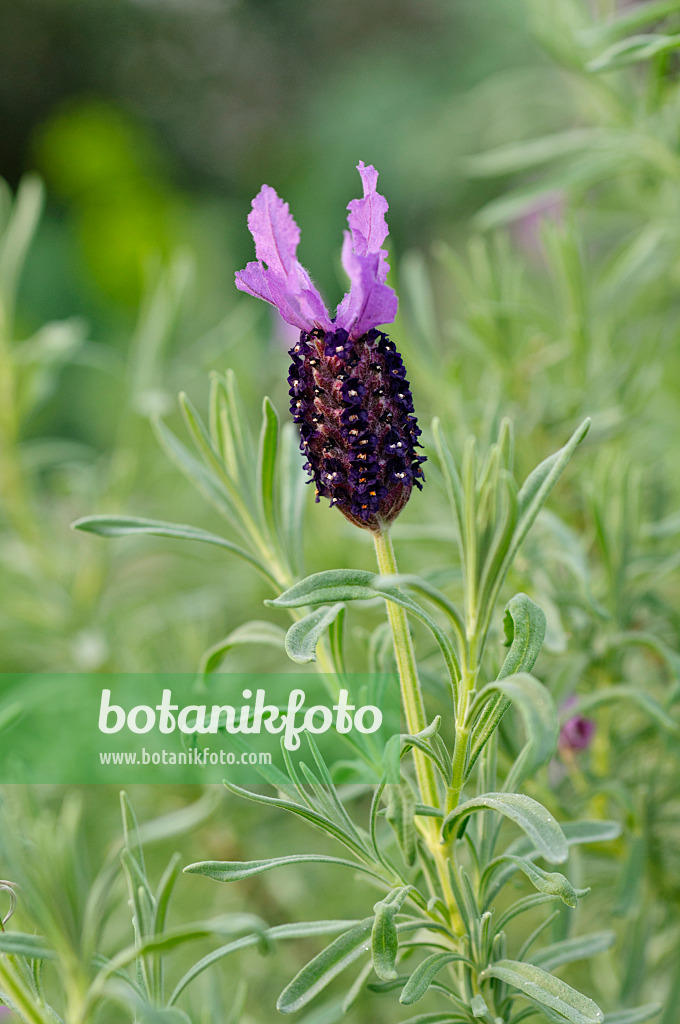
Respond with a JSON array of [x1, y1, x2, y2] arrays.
[[373, 526, 460, 928]]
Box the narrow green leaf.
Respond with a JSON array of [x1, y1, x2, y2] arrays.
[[271, 571, 460, 688], [466, 129, 597, 178], [72, 515, 277, 586], [276, 919, 373, 1014], [482, 960, 603, 1024], [0, 174, 44, 318], [285, 604, 346, 664], [467, 595, 547, 777], [589, 33, 680, 72], [199, 620, 286, 674], [500, 594, 547, 675], [560, 820, 622, 846], [486, 855, 581, 908], [169, 920, 361, 1005], [441, 793, 568, 863], [471, 673, 558, 788], [223, 783, 369, 860], [386, 782, 418, 867], [575, 687, 678, 734], [184, 854, 385, 883], [0, 933, 54, 960], [371, 887, 414, 981], [279, 422, 307, 576], [399, 952, 470, 1005], [258, 396, 279, 539], [152, 416, 238, 524], [602, 1006, 662, 1024], [270, 569, 379, 606], [531, 931, 616, 972], [470, 994, 494, 1021], [153, 853, 182, 938], [107, 915, 266, 973]]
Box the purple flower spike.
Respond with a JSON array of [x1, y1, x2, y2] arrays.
[[559, 714, 596, 753], [236, 163, 423, 531]]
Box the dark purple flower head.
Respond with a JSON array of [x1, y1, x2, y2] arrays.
[[236, 163, 424, 531]]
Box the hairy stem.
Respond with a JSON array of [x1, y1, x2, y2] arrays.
[[373, 527, 460, 928]]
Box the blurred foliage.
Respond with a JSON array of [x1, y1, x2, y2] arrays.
[[1, 0, 680, 1021]]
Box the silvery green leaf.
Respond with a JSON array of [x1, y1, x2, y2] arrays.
[[72, 515, 277, 585], [371, 886, 415, 981], [386, 782, 418, 867], [199, 620, 286, 674], [258, 395, 279, 539], [487, 854, 582, 908], [169, 920, 363, 1005], [531, 931, 616, 972], [276, 919, 373, 1014], [481, 960, 603, 1024], [271, 571, 459, 686], [222, 783, 369, 860], [399, 952, 472, 1005], [285, 604, 345, 664], [184, 854, 385, 883], [500, 594, 547, 675], [470, 994, 494, 1021], [602, 1006, 662, 1024], [467, 671, 557, 785], [561, 820, 622, 846], [575, 687, 678, 734], [588, 33, 680, 72], [152, 415, 238, 524], [441, 793, 568, 863], [270, 569, 379, 606], [0, 933, 54, 959]]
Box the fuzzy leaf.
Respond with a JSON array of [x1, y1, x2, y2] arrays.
[[441, 793, 568, 863], [468, 672, 557, 785], [466, 595, 548, 777], [270, 569, 379, 606], [386, 782, 418, 867], [482, 960, 603, 1024], [575, 687, 678, 734], [72, 515, 276, 584], [169, 920, 362, 1005], [276, 919, 373, 1014], [285, 604, 346, 664], [601, 1006, 662, 1024], [272, 570, 459, 686], [399, 952, 471, 1004], [199, 620, 286, 674], [371, 887, 414, 981], [258, 396, 279, 538], [489, 854, 582, 907], [531, 931, 616, 972], [184, 854, 384, 883], [500, 594, 547, 674]]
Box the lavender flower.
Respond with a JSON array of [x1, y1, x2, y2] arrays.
[[236, 162, 425, 530], [559, 697, 595, 753], [560, 714, 596, 752]]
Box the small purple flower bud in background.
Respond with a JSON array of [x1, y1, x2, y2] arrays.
[[511, 190, 564, 259], [236, 162, 425, 530], [0, 1007, 13, 1020], [559, 696, 595, 753]]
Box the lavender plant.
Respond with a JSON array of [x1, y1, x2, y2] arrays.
[[72, 163, 664, 1024]]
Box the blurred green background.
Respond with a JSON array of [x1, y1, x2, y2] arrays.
[[2, 0, 680, 1021]]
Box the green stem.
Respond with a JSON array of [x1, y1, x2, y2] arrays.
[[373, 526, 460, 928]]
